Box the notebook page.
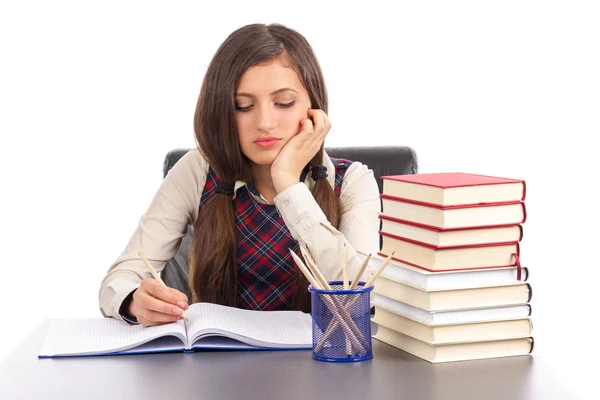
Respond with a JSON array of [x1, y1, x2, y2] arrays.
[[185, 303, 312, 348], [38, 318, 187, 357]]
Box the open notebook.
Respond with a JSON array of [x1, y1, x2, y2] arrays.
[[38, 302, 313, 358]]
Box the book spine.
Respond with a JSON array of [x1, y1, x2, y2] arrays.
[[377, 252, 516, 273], [512, 253, 522, 281], [528, 337, 535, 354], [380, 231, 520, 250], [380, 194, 525, 210], [379, 214, 523, 232]]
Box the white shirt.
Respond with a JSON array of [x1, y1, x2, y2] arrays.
[[98, 148, 381, 322]]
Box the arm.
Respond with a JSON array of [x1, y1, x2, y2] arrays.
[[98, 149, 208, 322], [274, 161, 380, 282]]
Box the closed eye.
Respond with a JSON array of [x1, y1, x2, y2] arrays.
[[278, 101, 296, 108], [235, 101, 296, 112]]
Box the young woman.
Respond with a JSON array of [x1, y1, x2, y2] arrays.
[[99, 23, 381, 327]]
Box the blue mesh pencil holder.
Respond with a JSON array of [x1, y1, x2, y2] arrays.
[[308, 281, 374, 362]]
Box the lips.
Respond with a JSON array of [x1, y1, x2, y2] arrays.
[[254, 137, 281, 148], [254, 136, 280, 143]]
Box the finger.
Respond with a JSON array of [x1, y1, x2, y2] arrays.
[[138, 308, 184, 324], [307, 109, 326, 132], [136, 315, 155, 327], [323, 112, 331, 131], [168, 288, 189, 309], [144, 279, 187, 307], [137, 315, 170, 327], [300, 116, 314, 134], [305, 111, 328, 149], [129, 302, 180, 326], [316, 110, 330, 138], [137, 290, 186, 317]]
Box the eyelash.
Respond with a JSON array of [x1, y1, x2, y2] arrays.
[[235, 101, 296, 112]]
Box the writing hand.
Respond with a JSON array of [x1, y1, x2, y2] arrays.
[[128, 279, 189, 326], [271, 109, 331, 193]]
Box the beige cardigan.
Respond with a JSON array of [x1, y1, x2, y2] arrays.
[[99, 148, 381, 322]]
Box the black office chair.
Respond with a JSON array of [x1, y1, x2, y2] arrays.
[[161, 146, 418, 301]]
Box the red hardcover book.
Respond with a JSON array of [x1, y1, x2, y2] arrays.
[[380, 195, 527, 229], [378, 232, 520, 272], [379, 214, 523, 248], [381, 172, 526, 207]]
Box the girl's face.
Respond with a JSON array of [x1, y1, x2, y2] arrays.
[[234, 58, 311, 167]]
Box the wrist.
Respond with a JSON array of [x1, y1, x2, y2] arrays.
[[273, 173, 300, 194], [119, 289, 138, 324]]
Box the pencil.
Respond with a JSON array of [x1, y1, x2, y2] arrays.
[[349, 253, 372, 290], [299, 246, 355, 356], [137, 250, 187, 320], [289, 250, 365, 353], [341, 243, 351, 355], [299, 246, 331, 290], [314, 251, 395, 352], [342, 242, 349, 290], [364, 251, 395, 288]]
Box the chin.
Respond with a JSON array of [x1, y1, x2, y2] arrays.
[[247, 151, 277, 166]]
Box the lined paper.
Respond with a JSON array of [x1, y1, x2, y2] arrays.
[[185, 303, 313, 348], [38, 318, 187, 357]]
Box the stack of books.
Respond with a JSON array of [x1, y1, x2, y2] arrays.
[[369, 172, 534, 363]]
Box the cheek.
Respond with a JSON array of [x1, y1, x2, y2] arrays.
[[284, 109, 307, 134], [235, 117, 252, 140]]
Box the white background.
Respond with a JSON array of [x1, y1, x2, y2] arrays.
[[1, 0, 598, 395]]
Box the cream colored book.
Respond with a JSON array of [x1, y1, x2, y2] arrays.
[[371, 274, 531, 311], [372, 307, 532, 344], [372, 324, 534, 363], [371, 293, 532, 325]]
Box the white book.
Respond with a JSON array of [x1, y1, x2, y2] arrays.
[[370, 254, 528, 290], [38, 303, 313, 358], [371, 293, 531, 326]]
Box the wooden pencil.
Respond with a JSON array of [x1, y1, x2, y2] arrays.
[[138, 250, 187, 320], [314, 251, 395, 352], [289, 250, 365, 353], [343, 242, 349, 290]]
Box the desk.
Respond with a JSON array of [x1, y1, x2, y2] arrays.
[[0, 320, 583, 400]]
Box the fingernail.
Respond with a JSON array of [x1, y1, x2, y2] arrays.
[[177, 301, 186, 308], [173, 307, 182, 315]]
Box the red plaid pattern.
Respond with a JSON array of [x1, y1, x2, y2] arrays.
[[198, 158, 352, 311]]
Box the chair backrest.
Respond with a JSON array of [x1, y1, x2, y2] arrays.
[[160, 145, 418, 300], [163, 146, 418, 195]]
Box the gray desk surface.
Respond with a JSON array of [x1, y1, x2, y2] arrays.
[[0, 320, 589, 400]]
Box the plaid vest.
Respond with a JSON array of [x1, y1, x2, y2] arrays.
[[198, 157, 353, 311]]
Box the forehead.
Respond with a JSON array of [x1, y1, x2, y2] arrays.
[[236, 58, 303, 94]]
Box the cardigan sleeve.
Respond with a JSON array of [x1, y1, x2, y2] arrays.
[[98, 149, 208, 322], [273, 161, 381, 284]]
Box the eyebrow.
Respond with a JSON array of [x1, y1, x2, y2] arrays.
[[235, 87, 298, 98]]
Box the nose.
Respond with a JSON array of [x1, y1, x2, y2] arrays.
[[257, 105, 277, 132]]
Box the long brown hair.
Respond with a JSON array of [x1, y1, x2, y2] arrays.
[[189, 23, 341, 312]]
